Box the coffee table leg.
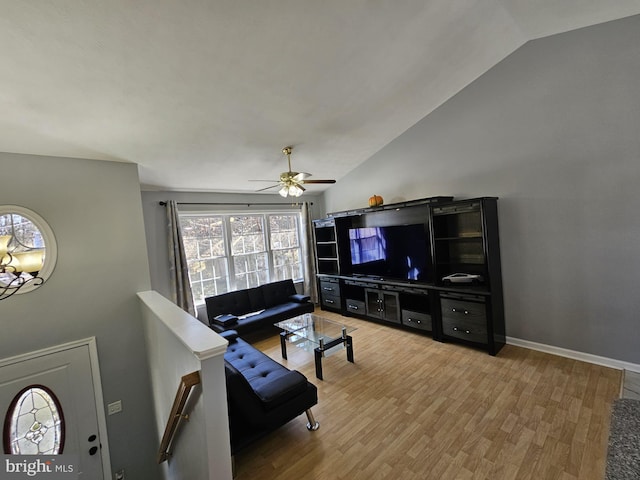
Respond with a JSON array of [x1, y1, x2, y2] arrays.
[[314, 348, 323, 380], [280, 331, 288, 360], [346, 335, 354, 363]]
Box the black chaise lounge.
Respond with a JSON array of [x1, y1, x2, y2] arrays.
[[220, 330, 319, 454]]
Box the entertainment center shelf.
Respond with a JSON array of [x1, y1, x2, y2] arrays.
[[313, 196, 505, 355]]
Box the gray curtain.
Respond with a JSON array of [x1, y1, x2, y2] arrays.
[[166, 200, 196, 316], [301, 202, 319, 304]]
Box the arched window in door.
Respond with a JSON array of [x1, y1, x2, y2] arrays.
[[3, 385, 65, 454]]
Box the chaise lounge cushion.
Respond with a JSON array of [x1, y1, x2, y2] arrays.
[[225, 339, 308, 410]]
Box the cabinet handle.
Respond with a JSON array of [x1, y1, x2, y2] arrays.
[[326, 299, 334, 304], [452, 326, 471, 334], [451, 308, 469, 315], [323, 287, 334, 291], [348, 305, 359, 310]]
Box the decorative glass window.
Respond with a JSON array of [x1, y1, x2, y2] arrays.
[[0, 206, 57, 299], [3, 385, 65, 454]]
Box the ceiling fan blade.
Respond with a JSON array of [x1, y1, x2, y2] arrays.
[[293, 172, 311, 181], [301, 179, 336, 184], [255, 184, 281, 192]]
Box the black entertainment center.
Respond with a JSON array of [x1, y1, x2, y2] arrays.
[[313, 196, 505, 355]]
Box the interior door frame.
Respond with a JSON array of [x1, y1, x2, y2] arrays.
[[0, 337, 112, 479]]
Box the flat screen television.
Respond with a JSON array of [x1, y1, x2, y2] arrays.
[[348, 224, 430, 282]]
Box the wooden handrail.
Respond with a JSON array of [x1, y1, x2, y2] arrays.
[[157, 370, 201, 463]]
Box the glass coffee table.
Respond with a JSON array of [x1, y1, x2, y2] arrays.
[[275, 313, 356, 380]]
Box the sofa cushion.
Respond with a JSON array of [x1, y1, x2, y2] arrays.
[[261, 280, 296, 308], [246, 286, 266, 312], [205, 289, 251, 319]]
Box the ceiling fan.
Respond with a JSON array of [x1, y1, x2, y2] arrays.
[[254, 146, 336, 197]]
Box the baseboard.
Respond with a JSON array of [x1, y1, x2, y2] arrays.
[[506, 336, 640, 373]]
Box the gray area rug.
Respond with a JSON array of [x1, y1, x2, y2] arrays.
[[606, 398, 640, 480]]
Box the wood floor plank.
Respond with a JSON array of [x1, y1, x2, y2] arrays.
[[232, 311, 621, 479]]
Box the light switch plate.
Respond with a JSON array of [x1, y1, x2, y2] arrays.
[[107, 400, 122, 415]]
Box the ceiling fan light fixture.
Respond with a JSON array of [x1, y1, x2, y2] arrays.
[[291, 184, 303, 197], [252, 146, 336, 194], [278, 183, 304, 198]]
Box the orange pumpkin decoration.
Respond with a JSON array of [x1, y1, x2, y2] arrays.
[[369, 195, 384, 207]]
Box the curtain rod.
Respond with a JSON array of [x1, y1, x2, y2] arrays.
[[159, 201, 312, 207]]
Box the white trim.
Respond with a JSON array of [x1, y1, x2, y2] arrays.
[[137, 290, 228, 360], [507, 336, 640, 373], [0, 337, 112, 480], [87, 338, 113, 480]]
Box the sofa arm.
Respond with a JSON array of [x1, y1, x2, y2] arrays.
[[289, 294, 310, 303], [212, 314, 238, 328], [219, 330, 239, 342]]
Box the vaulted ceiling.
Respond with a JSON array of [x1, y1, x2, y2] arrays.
[[2, 1, 639, 193]]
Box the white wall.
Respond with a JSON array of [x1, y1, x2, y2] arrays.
[[139, 291, 232, 480], [0, 153, 158, 477], [324, 15, 640, 364]]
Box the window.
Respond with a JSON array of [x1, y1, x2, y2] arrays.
[[180, 212, 303, 304], [3, 385, 65, 455], [0, 205, 57, 299]]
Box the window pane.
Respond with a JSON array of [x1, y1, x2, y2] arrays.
[[230, 216, 265, 255], [181, 216, 229, 301], [189, 256, 230, 303], [5, 385, 65, 455], [269, 215, 299, 251], [270, 214, 302, 281], [272, 248, 302, 281], [233, 253, 268, 289], [0, 214, 44, 249]]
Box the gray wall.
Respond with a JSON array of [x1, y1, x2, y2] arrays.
[[140, 190, 325, 302], [0, 153, 158, 478], [324, 16, 640, 364]]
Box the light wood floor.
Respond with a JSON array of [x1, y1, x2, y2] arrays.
[[233, 311, 621, 480]]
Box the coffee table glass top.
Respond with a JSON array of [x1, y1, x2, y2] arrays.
[[275, 313, 356, 352]]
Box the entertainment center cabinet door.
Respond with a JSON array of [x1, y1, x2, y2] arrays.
[[365, 289, 400, 324]]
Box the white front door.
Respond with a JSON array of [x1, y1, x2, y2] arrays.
[[0, 341, 107, 479]]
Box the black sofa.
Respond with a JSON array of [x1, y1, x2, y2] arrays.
[[220, 330, 319, 453], [205, 279, 314, 334]]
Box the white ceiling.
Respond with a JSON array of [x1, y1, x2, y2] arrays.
[[2, 1, 640, 193]]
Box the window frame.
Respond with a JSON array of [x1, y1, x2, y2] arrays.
[[179, 209, 305, 305]]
